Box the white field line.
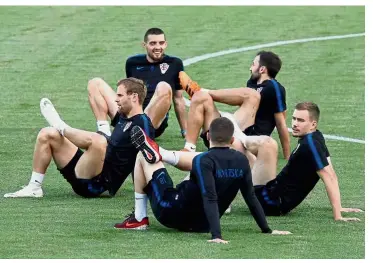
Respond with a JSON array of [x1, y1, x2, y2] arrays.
[[182, 33, 365, 144]]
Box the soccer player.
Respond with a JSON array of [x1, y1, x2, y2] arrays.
[[88, 27, 187, 138], [239, 102, 363, 220], [4, 78, 154, 198], [114, 117, 291, 243], [180, 51, 290, 160]]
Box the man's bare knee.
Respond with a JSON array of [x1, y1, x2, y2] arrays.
[[90, 133, 108, 151], [242, 88, 261, 105], [191, 90, 212, 106], [37, 127, 61, 144], [156, 81, 172, 96], [260, 136, 278, 152], [87, 77, 105, 94]]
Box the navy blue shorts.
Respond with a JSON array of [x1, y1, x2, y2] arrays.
[[155, 113, 169, 138], [144, 168, 208, 232], [254, 179, 283, 216], [58, 149, 107, 198]]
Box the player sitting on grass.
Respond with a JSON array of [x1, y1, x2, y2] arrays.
[[4, 78, 154, 198], [114, 117, 291, 243]]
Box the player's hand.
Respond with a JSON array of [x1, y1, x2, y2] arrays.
[[208, 238, 229, 244], [335, 217, 361, 222], [271, 230, 292, 235], [341, 207, 364, 213]]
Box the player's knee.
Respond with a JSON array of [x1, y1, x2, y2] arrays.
[[37, 127, 61, 144], [242, 88, 261, 105], [262, 136, 278, 152], [90, 133, 108, 151], [191, 90, 212, 106], [87, 77, 104, 94], [155, 81, 172, 98]]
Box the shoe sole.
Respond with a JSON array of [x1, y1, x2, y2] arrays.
[[114, 225, 149, 230], [130, 126, 160, 164], [4, 194, 43, 198]]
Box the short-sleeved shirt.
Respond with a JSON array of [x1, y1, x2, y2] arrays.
[[103, 113, 155, 196], [246, 78, 286, 136], [125, 54, 184, 109], [274, 130, 330, 213]]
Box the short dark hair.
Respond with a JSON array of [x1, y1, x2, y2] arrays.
[[144, 28, 165, 42], [209, 117, 234, 145], [295, 102, 320, 122], [116, 77, 147, 105], [256, 51, 282, 78]]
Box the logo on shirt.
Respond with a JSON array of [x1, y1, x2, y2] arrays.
[[136, 66, 145, 70], [257, 87, 263, 93], [159, 63, 169, 74], [123, 121, 132, 133]]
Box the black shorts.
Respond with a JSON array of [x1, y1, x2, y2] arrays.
[[243, 125, 260, 136], [155, 113, 169, 138], [58, 149, 107, 198], [254, 179, 284, 216], [144, 168, 208, 232]]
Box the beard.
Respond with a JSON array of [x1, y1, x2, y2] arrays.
[[147, 50, 164, 62]]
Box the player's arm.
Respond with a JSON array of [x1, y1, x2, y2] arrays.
[[240, 165, 291, 235], [274, 111, 291, 160], [317, 157, 362, 221], [173, 59, 188, 137], [239, 166, 272, 233], [125, 58, 132, 77], [192, 155, 224, 241]]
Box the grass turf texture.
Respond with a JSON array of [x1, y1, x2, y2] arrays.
[[0, 6, 365, 259]]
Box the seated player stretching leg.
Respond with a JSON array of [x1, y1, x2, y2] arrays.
[[115, 117, 291, 243], [4, 78, 154, 198]]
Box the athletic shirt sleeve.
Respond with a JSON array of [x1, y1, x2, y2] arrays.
[[174, 58, 184, 90], [264, 80, 286, 113], [192, 153, 222, 239], [239, 160, 272, 233], [125, 58, 132, 78], [306, 134, 329, 171]]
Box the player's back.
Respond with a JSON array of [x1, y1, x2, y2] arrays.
[[275, 130, 329, 212], [103, 113, 155, 195], [191, 147, 250, 215], [125, 54, 183, 108]]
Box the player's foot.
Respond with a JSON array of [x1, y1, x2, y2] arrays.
[[40, 98, 68, 135], [4, 185, 43, 198], [179, 71, 201, 97], [130, 126, 161, 164], [114, 212, 149, 230]]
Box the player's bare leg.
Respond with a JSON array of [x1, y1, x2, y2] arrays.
[[87, 77, 118, 136], [145, 81, 172, 129]]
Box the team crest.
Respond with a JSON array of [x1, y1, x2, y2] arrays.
[[257, 87, 263, 93], [159, 63, 169, 74], [123, 121, 132, 133]]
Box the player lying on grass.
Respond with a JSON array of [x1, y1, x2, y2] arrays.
[[115, 117, 291, 243], [4, 78, 154, 198]]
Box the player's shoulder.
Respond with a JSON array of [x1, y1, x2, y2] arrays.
[[302, 130, 328, 151], [262, 79, 285, 90], [126, 54, 147, 64], [163, 55, 183, 65]]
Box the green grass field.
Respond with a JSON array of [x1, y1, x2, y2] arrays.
[[0, 6, 365, 259]]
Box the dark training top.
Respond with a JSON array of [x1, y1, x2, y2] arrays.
[[125, 54, 184, 109], [103, 113, 155, 196], [275, 130, 330, 213], [246, 77, 286, 136], [190, 147, 271, 239]]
